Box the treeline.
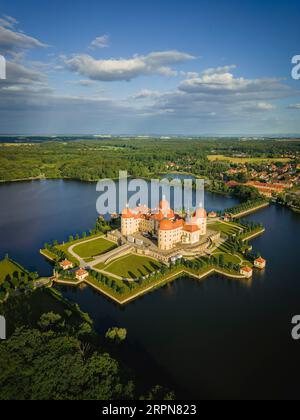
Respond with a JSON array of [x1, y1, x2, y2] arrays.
[[229, 184, 263, 201], [277, 192, 300, 212], [0, 289, 174, 400], [225, 198, 268, 216], [183, 255, 240, 274], [44, 242, 67, 262], [0, 256, 37, 302], [89, 263, 175, 298], [238, 220, 264, 232], [1, 137, 298, 182], [89, 253, 251, 302]]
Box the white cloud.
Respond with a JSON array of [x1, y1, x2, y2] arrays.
[[90, 35, 110, 49], [255, 102, 276, 110], [69, 79, 97, 87], [0, 23, 47, 56], [5, 61, 47, 85], [137, 66, 296, 124], [0, 18, 298, 136], [64, 50, 195, 82], [178, 70, 292, 102], [0, 15, 19, 29], [179, 71, 199, 78], [131, 89, 162, 100], [243, 102, 277, 112], [202, 65, 237, 75]]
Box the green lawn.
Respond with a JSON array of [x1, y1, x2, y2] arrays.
[[40, 249, 57, 261], [212, 241, 252, 267], [212, 251, 242, 265], [209, 221, 242, 236], [100, 255, 162, 279], [56, 233, 104, 254], [0, 259, 27, 284], [72, 238, 117, 259]]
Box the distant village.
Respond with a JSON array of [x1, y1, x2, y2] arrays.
[[224, 161, 300, 198], [164, 153, 300, 210]]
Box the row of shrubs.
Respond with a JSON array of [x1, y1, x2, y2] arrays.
[[0, 258, 37, 302], [225, 198, 268, 216], [87, 254, 246, 299]]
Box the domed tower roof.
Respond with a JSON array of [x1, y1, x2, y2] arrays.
[[194, 205, 207, 219], [122, 206, 134, 219], [159, 219, 175, 231], [159, 195, 170, 212]]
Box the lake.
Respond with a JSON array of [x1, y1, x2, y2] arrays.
[[0, 179, 300, 399]]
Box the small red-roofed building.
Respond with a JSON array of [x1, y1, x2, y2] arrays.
[[254, 258, 266, 269], [59, 260, 73, 271], [208, 211, 218, 219], [75, 269, 89, 281], [240, 266, 253, 278]]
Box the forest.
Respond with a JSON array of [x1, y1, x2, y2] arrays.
[[0, 137, 299, 182], [0, 288, 174, 400]]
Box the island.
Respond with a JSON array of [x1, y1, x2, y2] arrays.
[[38, 197, 267, 305]]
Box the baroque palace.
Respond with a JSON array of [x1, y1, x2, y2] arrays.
[[121, 197, 207, 251]]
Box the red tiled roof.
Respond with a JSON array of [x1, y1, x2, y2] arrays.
[[241, 266, 253, 273], [255, 258, 266, 264], [134, 205, 150, 214], [122, 208, 134, 218], [183, 224, 200, 233], [76, 269, 88, 276], [159, 219, 183, 231], [60, 260, 73, 267], [246, 181, 289, 191], [151, 211, 165, 221]]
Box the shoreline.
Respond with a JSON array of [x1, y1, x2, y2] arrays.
[[0, 176, 100, 185], [53, 266, 250, 306], [40, 249, 56, 262], [241, 228, 265, 242], [230, 202, 270, 219]]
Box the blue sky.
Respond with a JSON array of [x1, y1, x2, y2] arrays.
[[0, 0, 300, 135]]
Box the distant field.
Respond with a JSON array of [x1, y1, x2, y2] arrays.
[[0, 143, 36, 147], [72, 238, 117, 259], [103, 255, 162, 279], [207, 155, 291, 164]]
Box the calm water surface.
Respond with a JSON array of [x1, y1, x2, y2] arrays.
[[0, 180, 300, 399]]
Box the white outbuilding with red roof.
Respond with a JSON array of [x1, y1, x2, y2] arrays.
[[75, 269, 89, 281], [59, 260, 74, 270], [254, 258, 266, 269], [240, 266, 253, 278]]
